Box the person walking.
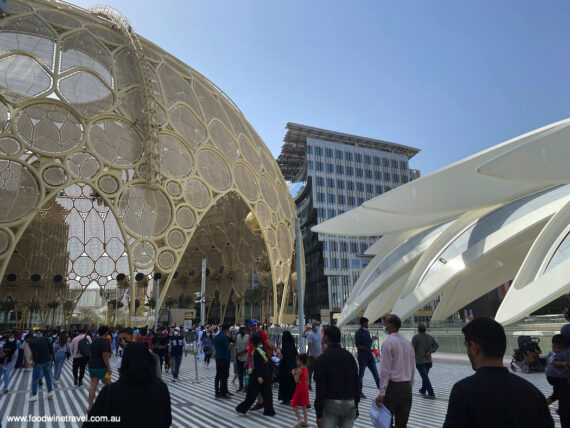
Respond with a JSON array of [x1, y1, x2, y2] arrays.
[[168, 327, 185, 382], [291, 353, 310, 427], [202, 330, 213, 368], [29, 334, 55, 401], [443, 317, 554, 428], [411, 322, 439, 399], [87, 326, 112, 412], [303, 321, 323, 391], [278, 330, 298, 405], [71, 329, 92, 387], [375, 314, 415, 428], [84, 342, 172, 428], [0, 332, 18, 394], [22, 334, 33, 371], [314, 325, 359, 428], [234, 325, 249, 392], [355, 317, 380, 398], [214, 323, 233, 399], [235, 332, 276, 416], [52, 332, 70, 384]]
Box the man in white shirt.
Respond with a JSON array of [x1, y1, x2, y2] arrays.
[[375, 314, 415, 428]]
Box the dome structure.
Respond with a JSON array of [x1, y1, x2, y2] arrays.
[[0, 1, 300, 325]]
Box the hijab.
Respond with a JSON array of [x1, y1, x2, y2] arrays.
[[119, 342, 157, 386]]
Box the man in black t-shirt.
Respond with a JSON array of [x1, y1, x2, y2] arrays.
[[443, 318, 554, 428], [87, 326, 112, 412]]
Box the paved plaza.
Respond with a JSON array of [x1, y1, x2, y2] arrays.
[[0, 353, 562, 427]]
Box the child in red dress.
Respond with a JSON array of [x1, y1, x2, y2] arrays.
[[291, 353, 310, 427]]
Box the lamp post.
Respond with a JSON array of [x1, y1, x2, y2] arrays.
[[295, 218, 304, 351], [153, 272, 161, 332], [200, 259, 206, 326]]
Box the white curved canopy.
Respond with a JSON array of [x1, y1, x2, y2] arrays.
[[329, 119, 570, 326]]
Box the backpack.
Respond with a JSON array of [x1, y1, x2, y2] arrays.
[[78, 335, 91, 356]]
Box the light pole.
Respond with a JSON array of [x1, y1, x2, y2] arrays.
[[153, 272, 161, 332], [295, 218, 305, 351], [194, 259, 207, 326]]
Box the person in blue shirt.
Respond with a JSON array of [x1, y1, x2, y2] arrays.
[[213, 323, 233, 399], [355, 317, 380, 398]]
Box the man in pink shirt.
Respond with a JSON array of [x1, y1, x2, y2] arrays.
[[375, 314, 415, 428], [70, 329, 92, 386]]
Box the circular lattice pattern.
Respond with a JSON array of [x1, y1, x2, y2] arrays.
[[0, 160, 39, 223], [0, 229, 11, 255], [196, 149, 232, 192], [259, 175, 278, 211], [166, 180, 182, 197], [233, 162, 258, 202], [169, 104, 207, 149], [277, 223, 292, 261], [117, 184, 172, 238], [42, 165, 67, 187], [0, 138, 20, 155], [266, 227, 276, 248], [237, 135, 262, 172], [88, 118, 143, 167], [67, 152, 100, 179], [0, 102, 9, 132], [176, 206, 195, 228], [132, 240, 156, 267], [95, 256, 115, 277], [167, 229, 185, 249], [183, 178, 211, 209], [158, 249, 176, 270], [255, 201, 271, 229], [159, 134, 194, 178], [16, 103, 83, 155], [98, 175, 119, 194], [209, 121, 239, 162]]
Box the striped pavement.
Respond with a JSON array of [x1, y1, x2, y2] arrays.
[[0, 354, 562, 427]]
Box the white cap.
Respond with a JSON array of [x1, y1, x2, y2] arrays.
[[174, 327, 180, 331]]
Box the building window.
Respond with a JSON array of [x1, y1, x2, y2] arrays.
[[356, 182, 364, 192], [391, 160, 398, 168], [356, 168, 363, 177], [315, 146, 323, 156], [354, 153, 362, 163], [326, 163, 334, 173], [338, 194, 345, 205], [366, 184, 374, 193], [350, 242, 359, 252], [307, 160, 313, 170], [328, 208, 336, 218], [325, 148, 333, 158], [384, 172, 391, 181], [336, 179, 345, 189], [324, 258, 328, 268], [340, 241, 348, 252], [374, 170, 382, 180], [316, 161, 323, 171], [316, 176, 324, 186], [364, 155, 371, 164], [336, 165, 344, 174], [348, 196, 356, 205], [330, 241, 338, 251], [327, 193, 335, 203], [373, 156, 381, 166], [307, 146, 313, 155], [346, 167, 354, 176], [360, 243, 367, 253], [347, 181, 354, 190], [357, 197, 365, 205], [317, 192, 325, 202], [352, 259, 360, 268], [365, 169, 372, 179], [345, 152, 353, 161], [385, 186, 392, 192], [335, 150, 343, 160], [326, 178, 335, 188], [400, 160, 408, 169], [375, 185, 383, 194], [382, 158, 390, 167], [393, 174, 400, 183], [341, 258, 349, 269]]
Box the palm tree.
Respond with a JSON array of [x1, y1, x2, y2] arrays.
[[107, 299, 124, 325], [0, 299, 15, 325], [47, 300, 60, 326], [24, 298, 41, 328]]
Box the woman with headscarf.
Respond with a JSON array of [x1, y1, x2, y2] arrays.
[[83, 342, 171, 427], [278, 330, 298, 405]]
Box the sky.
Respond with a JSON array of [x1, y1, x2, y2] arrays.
[[71, 0, 570, 176]]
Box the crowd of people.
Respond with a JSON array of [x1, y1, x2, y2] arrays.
[[0, 313, 568, 427]]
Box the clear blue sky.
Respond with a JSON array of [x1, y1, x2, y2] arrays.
[[72, 0, 570, 175]]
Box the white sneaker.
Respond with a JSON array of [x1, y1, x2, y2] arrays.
[[29, 395, 38, 402], [53, 380, 59, 385], [46, 391, 54, 399]]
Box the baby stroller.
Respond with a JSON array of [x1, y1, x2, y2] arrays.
[[271, 356, 280, 389], [511, 336, 546, 373]]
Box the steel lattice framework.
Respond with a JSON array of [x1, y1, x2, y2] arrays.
[[0, 0, 300, 326]]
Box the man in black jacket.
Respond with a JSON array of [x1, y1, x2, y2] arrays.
[[314, 325, 359, 428], [443, 318, 554, 428], [29, 335, 54, 401]]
